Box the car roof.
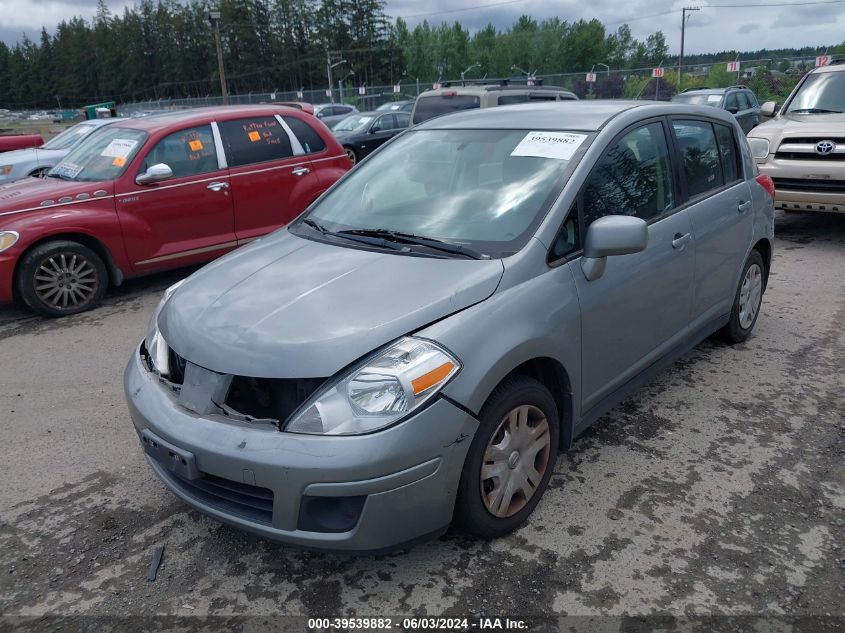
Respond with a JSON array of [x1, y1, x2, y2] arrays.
[[109, 105, 303, 131], [810, 62, 845, 74], [415, 100, 738, 132], [420, 84, 575, 97]]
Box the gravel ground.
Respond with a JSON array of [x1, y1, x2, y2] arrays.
[[0, 211, 842, 631]]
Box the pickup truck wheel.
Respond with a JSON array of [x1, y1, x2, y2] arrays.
[[718, 250, 764, 344], [17, 241, 108, 317], [455, 375, 559, 539]]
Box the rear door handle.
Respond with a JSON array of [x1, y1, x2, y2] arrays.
[[292, 167, 311, 176], [207, 181, 229, 192], [672, 232, 691, 249], [738, 200, 752, 213]]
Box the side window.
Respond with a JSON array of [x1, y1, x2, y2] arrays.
[[141, 125, 218, 178], [582, 122, 675, 229], [736, 92, 751, 110], [282, 116, 326, 154], [746, 92, 759, 107], [672, 120, 724, 197], [550, 205, 580, 261], [714, 123, 740, 183], [395, 113, 410, 128], [218, 117, 293, 167], [372, 115, 392, 132], [725, 93, 740, 111]]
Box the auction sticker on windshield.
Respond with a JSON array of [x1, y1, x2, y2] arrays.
[[52, 162, 83, 179], [511, 131, 587, 160], [100, 138, 139, 159]]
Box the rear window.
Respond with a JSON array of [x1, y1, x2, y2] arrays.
[[412, 94, 480, 124], [283, 116, 326, 154], [672, 93, 723, 107], [218, 116, 293, 167]]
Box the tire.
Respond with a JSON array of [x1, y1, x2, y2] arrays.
[[718, 250, 765, 344], [17, 240, 108, 317], [455, 375, 559, 539], [344, 146, 358, 165]]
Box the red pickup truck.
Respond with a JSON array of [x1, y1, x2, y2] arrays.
[[0, 134, 44, 153], [0, 105, 350, 316]]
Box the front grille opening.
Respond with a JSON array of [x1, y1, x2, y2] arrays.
[[168, 348, 187, 385], [225, 376, 326, 423], [772, 178, 845, 193], [167, 469, 274, 525]]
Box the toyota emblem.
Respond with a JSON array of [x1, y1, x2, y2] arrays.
[[815, 140, 836, 155]]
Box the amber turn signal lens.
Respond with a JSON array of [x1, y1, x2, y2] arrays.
[[411, 361, 456, 395]]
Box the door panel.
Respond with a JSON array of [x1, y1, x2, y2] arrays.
[[115, 124, 235, 271], [217, 115, 323, 240], [572, 211, 695, 412]]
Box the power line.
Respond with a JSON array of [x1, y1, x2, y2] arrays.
[[397, 0, 524, 20]]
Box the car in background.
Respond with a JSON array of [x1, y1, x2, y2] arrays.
[[0, 105, 349, 316], [0, 134, 44, 154], [126, 100, 773, 552], [332, 110, 410, 164], [376, 99, 415, 113], [747, 59, 845, 214], [671, 86, 761, 133], [274, 102, 316, 116], [411, 78, 577, 125], [0, 118, 120, 184], [314, 103, 359, 129]]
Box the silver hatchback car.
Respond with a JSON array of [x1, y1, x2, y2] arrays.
[[125, 101, 775, 552]]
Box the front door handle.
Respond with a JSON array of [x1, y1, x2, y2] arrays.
[[292, 167, 311, 177], [672, 232, 691, 249], [207, 181, 229, 192], [738, 200, 752, 213]]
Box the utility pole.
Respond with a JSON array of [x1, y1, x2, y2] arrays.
[[208, 9, 228, 105], [678, 6, 699, 92], [326, 54, 346, 104]]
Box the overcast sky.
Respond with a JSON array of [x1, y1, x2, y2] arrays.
[[0, 0, 843, 56]]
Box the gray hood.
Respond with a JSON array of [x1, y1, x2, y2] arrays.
[[160, 230, 504, 378]]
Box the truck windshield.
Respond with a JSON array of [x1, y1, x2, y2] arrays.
[[49, 127, 147, 182], [298, 128, 589, 258], [785, 72, 845, 114]]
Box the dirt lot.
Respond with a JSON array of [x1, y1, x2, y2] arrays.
[[0, 211, 843, 631]]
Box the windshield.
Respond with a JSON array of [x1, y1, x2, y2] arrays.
[[333, 115, 374, 133], [49, 127, 147, 182], [298, 129, 588, 257], [41, 123, 100, 151], [785, 71, 845, 113], [412, 95, 481, 124], [672, 93, 722, 107]]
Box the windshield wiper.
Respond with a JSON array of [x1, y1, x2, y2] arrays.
[[338, 228, 489, 260], [788, 108, 843, 114], [300, 218, 407, 252]]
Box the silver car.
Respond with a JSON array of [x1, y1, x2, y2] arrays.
[[125, 101, 774, 552], [0, 118, 120, 184]]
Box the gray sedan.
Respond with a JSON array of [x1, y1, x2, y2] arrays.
[[125, 101, 774, 552], [0, 118, 120, 184]]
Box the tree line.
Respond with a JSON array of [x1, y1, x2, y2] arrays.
[[0, 0, 841, 109]]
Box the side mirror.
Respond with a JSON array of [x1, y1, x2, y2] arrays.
[[136, 163, 173, 185], [581, 215, 648, 281], [726, 105, 739, 114], [760, 101, 777, 117]]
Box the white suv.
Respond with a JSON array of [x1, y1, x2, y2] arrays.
[[747, 60, 845, 214]]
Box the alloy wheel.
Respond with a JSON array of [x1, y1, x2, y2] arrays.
[[33, 253, 99, 310], [738, 263, 763, 329], [345, 147, 357, 164], [480, 404, 551, 518]]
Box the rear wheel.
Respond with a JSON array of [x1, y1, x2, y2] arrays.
[[17, 240, 108, 317], [344, 146, 358, 165], [719, 250, 764, 344], [456, 375, 559, 539]]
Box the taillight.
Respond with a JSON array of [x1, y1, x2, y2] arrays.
[[756, 174, 776, 200]]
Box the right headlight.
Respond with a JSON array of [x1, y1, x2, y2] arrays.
[[284, 337, 461, 436], [0, 231, 19, 253], [747, 137, 770, 161], [144, 279, 185, 377], [0, 165, 13, 177]]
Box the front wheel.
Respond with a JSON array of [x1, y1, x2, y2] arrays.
[[455, 375, 559, 539], [344, 146, 358, 165], [718, 250, 764, 344], [17, 240, 108, 317]]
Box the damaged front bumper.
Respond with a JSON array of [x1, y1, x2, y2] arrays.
[[124, 345, 479, 552]]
